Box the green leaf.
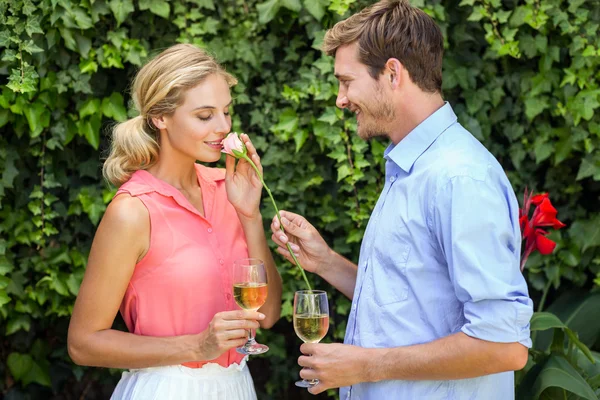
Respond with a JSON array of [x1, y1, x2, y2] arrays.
[[534, 139, 554, 164], [58, 26, 77, 53], [6, 314, 31, 335], [524, 96, 548, 120], [293, 129, 308, 152], [109, 0, 134, 27], [79, 58, 98, 74], [7, 353, 33, 381], [188, 0, 215, 9], [72, 6, 94, 29], [0, 291, 10, 307], [304, 0, 325, 20], [569, 218, 600, 254], [564, 328, 595, 363], [0, 30, 11, 47], [79, 98, 101, 119], [21, 39, 43, 54], [576, 157, 600, 181], [23, 101, 50, 137], [554, 135, 574, 165], [102, 92, 128, 122], [149, 0, 170, 18], [281, 0, 301, 12], [530, 312, 565, 331], [75, 33, 91, 58], [533, 355, 597, 400], [546, 292, 600, 347], [257, 0, 280, 24], [272, 108, 298, 134], [25, 15, 44, 37], [318, 107, 340, 125], [79, 114, 102, 150]]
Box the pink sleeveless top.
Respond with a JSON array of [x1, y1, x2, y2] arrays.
[[116, 164, 247, 368]]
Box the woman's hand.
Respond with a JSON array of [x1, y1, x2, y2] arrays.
[[196, 310, 265, 361], [225, 133, 263, 220]]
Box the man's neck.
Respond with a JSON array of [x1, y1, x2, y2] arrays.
[[388, 92, 445, 145]]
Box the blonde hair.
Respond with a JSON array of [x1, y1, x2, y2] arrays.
[[322, 0, 443, 93], [103, 44, 237, 186]]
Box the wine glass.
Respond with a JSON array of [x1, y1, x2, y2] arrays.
[[293, 290, 329, 388], [232, 258, 269, 355]]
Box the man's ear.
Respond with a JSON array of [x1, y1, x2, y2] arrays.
[[151, 115, 167, 130], [385, 58, 403, 88]]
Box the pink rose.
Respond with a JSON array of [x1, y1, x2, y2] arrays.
[[221, 132, 246, 157]]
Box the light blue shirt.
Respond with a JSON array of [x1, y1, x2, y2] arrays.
[[340, 103, 533, 400]]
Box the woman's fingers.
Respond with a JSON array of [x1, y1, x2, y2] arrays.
[[241, 134, 263, 174]]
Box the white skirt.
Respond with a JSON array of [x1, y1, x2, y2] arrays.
[[110, 358, 257, 400]]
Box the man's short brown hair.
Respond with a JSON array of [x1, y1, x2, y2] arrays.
[[323, 0, 443, 93]]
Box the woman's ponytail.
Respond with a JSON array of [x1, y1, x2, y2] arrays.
[[102, 116, 158, 187]]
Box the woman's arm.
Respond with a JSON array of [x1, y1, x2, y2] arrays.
[[224, 134, 283, 329], [67, 194, 263, 368], [239, 214, 283, 328]]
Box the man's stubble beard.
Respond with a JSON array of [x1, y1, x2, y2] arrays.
[[356, 92, 396, 141]]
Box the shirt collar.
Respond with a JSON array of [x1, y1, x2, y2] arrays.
[[385, 102, 457, 173], [124, 164, 224, 219], [130, 163, 223, 194]]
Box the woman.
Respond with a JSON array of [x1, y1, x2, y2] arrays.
[[67, 44, 282, 399]]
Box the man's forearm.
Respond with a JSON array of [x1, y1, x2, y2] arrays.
[[366, 332, 528, 382], [319, 249, 357, 299]]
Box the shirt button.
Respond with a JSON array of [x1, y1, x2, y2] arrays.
[[207, 228, 213, 233], [352, 304, 357, 310], [226, 293, 231, 300], [219, 259, 224, 265], [390, 176, 396, 183]]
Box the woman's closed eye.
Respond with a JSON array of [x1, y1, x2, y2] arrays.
[[197, 111, 230, 121]]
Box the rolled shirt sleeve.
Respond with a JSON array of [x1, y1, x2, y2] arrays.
[[432, 171, 533, 347]]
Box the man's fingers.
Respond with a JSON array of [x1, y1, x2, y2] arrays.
[[300, 343, 316, 355], [271, 231, 288, 246], [276, 246, 299, 260], [308, 383, 326, 395], [299, 368, 318, 380], [298, 355, 314, 368], [271, 215, 280, 230]]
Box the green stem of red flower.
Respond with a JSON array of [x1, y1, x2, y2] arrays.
[[243, 155, 312, 291]]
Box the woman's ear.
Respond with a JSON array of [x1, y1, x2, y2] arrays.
[[151, 115, 167, 130]]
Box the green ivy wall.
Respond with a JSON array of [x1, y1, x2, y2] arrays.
[[1, 0, 599, 398]]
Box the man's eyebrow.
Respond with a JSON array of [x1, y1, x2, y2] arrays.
[[193, 100, 233, 111], [334, 73, 353, 80]]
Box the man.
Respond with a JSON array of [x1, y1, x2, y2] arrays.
[[270, 0, 533, 399]]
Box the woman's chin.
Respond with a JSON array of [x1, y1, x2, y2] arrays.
[[196, 152, 223, 164]]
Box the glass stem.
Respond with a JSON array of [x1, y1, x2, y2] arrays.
[[247, 328, 256, 345]]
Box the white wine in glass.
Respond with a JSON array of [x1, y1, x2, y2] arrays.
[[233, 258, 269, 355], [293, 290, 329, 388]]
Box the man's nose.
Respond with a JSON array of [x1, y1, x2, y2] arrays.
[[336, 92, 349, 109]]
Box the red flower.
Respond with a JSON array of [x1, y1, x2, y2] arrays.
[[519, 188, 566, 271]]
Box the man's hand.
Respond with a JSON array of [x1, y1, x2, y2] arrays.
[[271, 210, 332, 276], [298, 343, 372, 395]]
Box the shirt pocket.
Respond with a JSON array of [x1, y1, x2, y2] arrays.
[[371, 243, 411, 306]]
